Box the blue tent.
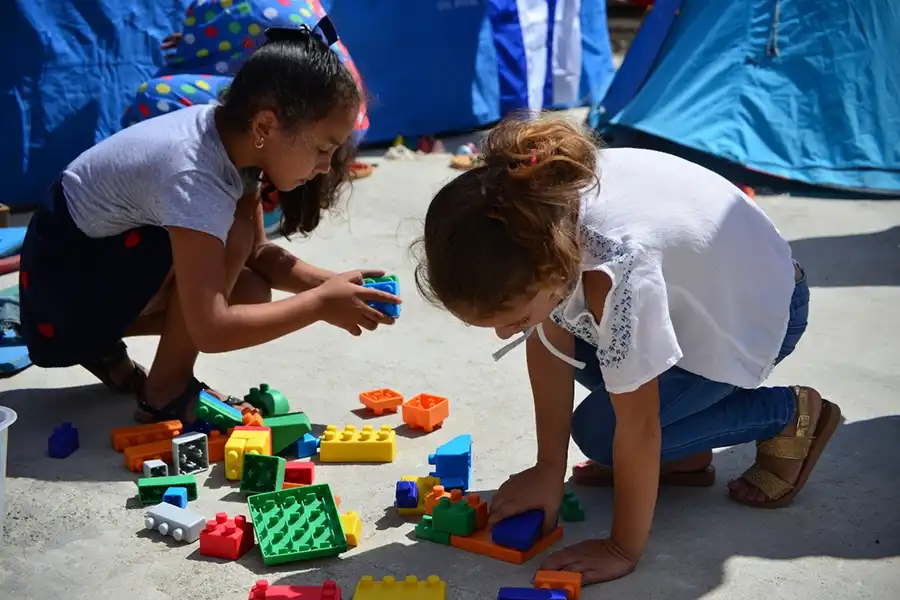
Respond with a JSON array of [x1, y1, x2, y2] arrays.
[[590, 0, 900, 195]]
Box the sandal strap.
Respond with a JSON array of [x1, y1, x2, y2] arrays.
[[757, 436, 814, 460], [136, 377, 208, 422], [792, 385, 812, 437], [740, 463, 795, 501]]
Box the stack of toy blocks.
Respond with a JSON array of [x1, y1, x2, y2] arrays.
[[318, 424, 396, 463], [428, 434, 472, 491], [247, 483, 347, 565], [225, 425, 272, 480], [137, 474, 198, 505], [263, 411, 312, 454], [112, 421, 183, 472], [244, 383, 290, 417], [200, 512, 255, 560], [354, 575, 445, 600], [247, 579, 342, 600], [402, 393, 449, 433], [395, 475, 441, 516], [362, 274, 401, 318]]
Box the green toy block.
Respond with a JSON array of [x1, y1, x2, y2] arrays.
[[414, 514, 450, 545], [247, 483, 348, 565], [263, 411, 312, 454], [244, 383, 290, 417], [363, 274, 398, 284], [559, 490, 585, 522], [137, 474, 198, 505], [432, 496, 476, 537], [240, 454, 287, 495], [195, 391, 243, 429]]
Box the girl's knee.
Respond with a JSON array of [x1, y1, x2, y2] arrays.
[[570, 396, 616, 464]]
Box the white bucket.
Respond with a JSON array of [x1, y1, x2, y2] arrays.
[[0, 406, 16, 534]]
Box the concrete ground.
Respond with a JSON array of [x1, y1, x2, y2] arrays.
[[0, 152, 898, 600]]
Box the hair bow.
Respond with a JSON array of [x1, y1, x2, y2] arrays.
[[264, 15, 339, 47]]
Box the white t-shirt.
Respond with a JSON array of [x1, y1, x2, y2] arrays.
[[550, 148, 796, 394]]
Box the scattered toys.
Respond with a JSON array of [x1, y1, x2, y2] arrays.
[[284, 461, 315, 485], [240, 454, 286, 495], [354, 576, 446, 600], [48, 422, 79, 458], [359, 388, 404, 415], [145, 502, 206, 543], [340, 511, 362, 547], [137, 474, 198, 505], [248, 579, 342, 600], [162, 486, 188, 509], [225, 426, 272, 480], [263, 411, 312, 454], [172, 432, 209, 475], [111, 420, 182, 452], [428, 434, 472, 491], [200, 512, 255, 560], [397, 475, 441, 517], [402, 393, 449, 433], [125, 438, 173, 472], [318, 424, 396, 463], [245, 384, 290, 417], [142, 459, 168, 478], [294, 433, 320, 458], [195, 390, 244, 429]]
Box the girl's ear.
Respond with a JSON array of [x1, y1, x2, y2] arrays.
[[251, 109, 278, 140]]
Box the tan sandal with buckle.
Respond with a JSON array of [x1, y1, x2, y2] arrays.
[[730, 386, 841, 509]]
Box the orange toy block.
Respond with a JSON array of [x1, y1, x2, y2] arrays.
[[124, 439, 173, 472], [242, 408, 265, 427], [359, 388, 404, 415], [402, 393, 449, 433], [425, 484, 451, 515], [450, 524, 563, 564], [208, 430, 228, 463], [535, 571, 581, 599], [111, 421, 182, 452], [438, 488, 489, 530]]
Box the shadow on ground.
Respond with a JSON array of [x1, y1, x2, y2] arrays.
[[790, 226, 900, 287]]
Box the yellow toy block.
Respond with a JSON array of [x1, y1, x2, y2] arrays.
[[340, 510, 362, 547], [354, 575, 446, 600], [224, 428, 271, 480], [397, 475, 441, 516], [319, 424, 396, 463]]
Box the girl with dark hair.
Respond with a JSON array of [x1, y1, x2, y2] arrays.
[[19, 22, 398, 423]]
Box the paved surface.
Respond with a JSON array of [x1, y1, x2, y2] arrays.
[[0, 153, 898, 599]]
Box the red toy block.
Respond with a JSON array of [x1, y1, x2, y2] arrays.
[[285, 461, 315, 485], [359, 388, 404, 415], [402, 393, 449, 433], [199, 512, 254, 560], [248, 579, 341, 600]]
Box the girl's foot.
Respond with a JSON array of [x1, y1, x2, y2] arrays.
[[727, 386, 841, 508], [80, 340, 147, 394], [134, 376, 253, 424], [572, 450, 716, 487]]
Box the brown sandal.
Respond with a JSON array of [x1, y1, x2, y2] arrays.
[[730, 386, 841, 509], [572, 460, 716, 487]]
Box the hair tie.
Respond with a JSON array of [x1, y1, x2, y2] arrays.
[[529, 153, 537, 165], [264, 16, 340, 47]]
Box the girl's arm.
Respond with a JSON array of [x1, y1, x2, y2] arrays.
[[246, 202, 337, 293]]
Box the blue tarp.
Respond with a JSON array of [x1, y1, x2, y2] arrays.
[[591, 0, 900, 195]]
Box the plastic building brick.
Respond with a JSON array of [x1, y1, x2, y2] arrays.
[[242, 407, 265, 427], [427, 489, 487, 529], [125, 439, 173, 472], [534, 571, 581, 600], [450, 524, 564, 565], [225, 426, 272, 480], [359, 388, 404, 415], [264, 411, 312, 454], [559, 491, 585, 522], [424, 485, 451, 515], [247, 579, 342, 600], [492, 510, 545, 551], [200, 512, 255, 560], [183, 419, 215, 435], [142, 459, 168, 478], [208, 430, 228, 463], [196, 390, 244, 429], [285, 461, 315, 485], [354, 575, 446, 600], [247, 483, 347, 565], [241, 454, 286, 495], [48, 422, 79, 458], [497, 589, 567, 600], [318, 424, 396, 463], [398, 475, 441, 517], [402, 393, 449, 433], [111, 420, 182, 452], [396, 480, 418, 509], [138, 474, 199, 505], [163, 486, 189, 509], [295, 433, 320, 458], [428, 434, 472, 491], [172, 432, 209, 475], [362, 276, 401, 319], [244, 383, 290, 417], [414, 515, 450, 545], [340, 511, 362, 547], [432, 495, 476, 537], [145, 502, 206, 543]]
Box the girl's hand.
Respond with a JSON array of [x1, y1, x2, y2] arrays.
[[312, 271, 399, 335], [489, 462, 566, 533], [540, 538, 638, 585]]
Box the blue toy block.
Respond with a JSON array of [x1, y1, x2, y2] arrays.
[[363, 280, 401, 318], [395, 480, 419, 509], [428, 434, 472, 491], [492, 509, 545, 551], [48, 422, 79, 459], [295, 433, 320, 458], [183, 419, 214, 435], [162, 486, 189, 509], [497, 588, 568, 600]]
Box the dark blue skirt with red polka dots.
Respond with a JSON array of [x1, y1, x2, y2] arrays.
[[19, 180, 173, 368]]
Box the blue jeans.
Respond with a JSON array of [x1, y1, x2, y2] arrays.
[[571, 264, 810, 465]]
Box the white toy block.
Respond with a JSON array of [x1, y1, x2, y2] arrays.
[[142, 459, 168, 478], [172, 432, 209, 475], [144, 503, 205, 543]]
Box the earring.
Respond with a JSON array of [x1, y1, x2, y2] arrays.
[[255, 137, 265, 149]]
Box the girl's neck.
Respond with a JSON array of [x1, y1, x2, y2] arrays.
[[214, 108, 257, 170]]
